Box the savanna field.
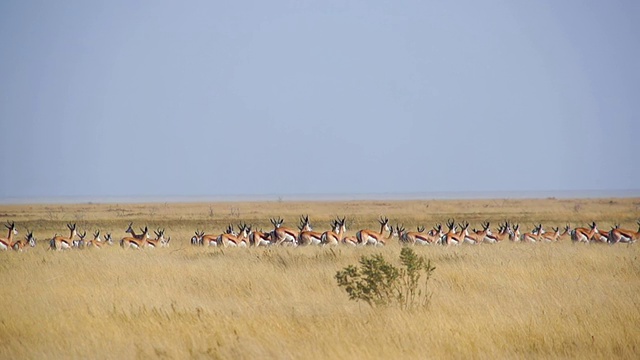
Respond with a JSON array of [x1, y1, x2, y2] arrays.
[[1, 198, 640, 359]]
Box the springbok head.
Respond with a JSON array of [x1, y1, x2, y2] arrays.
[[26, 230, 36, 247], [376, 216, 390, 233], [75, 231, 86, 248], [238, 223, 250, 237], [299, 215, 312, 231], [191, 230, 205, 245], [446, 218, 456, 232], [125, 222, 135, 234], [5, 221, 17, 235], [270, 217, 285, 229]]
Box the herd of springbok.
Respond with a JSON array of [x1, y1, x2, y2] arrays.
[[1, 217, 638, 252]]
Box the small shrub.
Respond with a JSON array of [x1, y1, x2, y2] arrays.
[[335, 248, 435, 310]]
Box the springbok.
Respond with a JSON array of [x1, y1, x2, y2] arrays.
[[50, 223, 78, 251], [571, 222, 598, 243], [521, 224, 543, 243], [441, 219, 462, 246], [478, 222, 501, 244], [270, 218, 298, 246], [320, 217, 344, 246], [355, 216, 392, 246], [591, 228, 610, 243], [608, 221, 639, 244], [0, 221, 18, 251], [478, 222, 497, 243], [125, 223, 149, 240], [146, 229, 170, 248], [191, 231, 202, 246], [398, 225, 419, 245], [88, 231, 113, 248], [509, 224, 521, 241], [192, 225, 234, 246], [425, 224, 445, 245], [463, 221, 493, 245], [191, 230, 205, 246], [493, 221, 511, 242], [217, 223, 250, 247], [194, 230, 218, 246], [396, 225, 407, 243], [120, 226, 149, 249], [340, 219, 359, 246], [12, 230, 36, 251], [540, 227, 561, 242], [249, 228, 273, 247], [86, 230, 102, 248], [558, 224, 572, 241], [401, 224, 442, 245], [76, 231, 87, 248], [298, 215, 323, 246]]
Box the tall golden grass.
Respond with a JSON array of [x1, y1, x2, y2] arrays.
[[1, 198, 639, 358]]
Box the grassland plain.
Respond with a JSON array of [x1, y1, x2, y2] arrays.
[[1, 198, 639, 359]]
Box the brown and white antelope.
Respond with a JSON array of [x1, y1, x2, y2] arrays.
[[297, 215, 323, 246], [145, 229, 170, 248], [270, 217, 298, 246], [509, 224, 521, 242], [50, 223, 78, 251], [249, 228, 273, 247], [355, 216, 392, 246], [492, 221, 511, 242], [340, 219, 359, 246], [608, 221, 640, 244], [401, 224, 442, 245], [320, 217, 344, 246], [0, 221, 18, 251], [441, 219, 462, 246], [12, 230, 36, 251], [396, 225, 407, 243], [217, 223, 250, 247], [193, 230, 218, 246], [88, 231, 113, 248], [125, 222, 149, 240], [120, 226, 149, 249], [540, 227, 561, 242], [76, 231, 88, 248], [558, 224, 572, 241], [463, 221, 493, 245], [521, 224, 543, 243], [571, 222, 598, 243], [86, 230, 102, 248], [192, 225, 234, 246], [591, 228, 610, 243], [192, 230, 205, 246]]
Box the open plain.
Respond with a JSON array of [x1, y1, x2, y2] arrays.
[[1, 197, 639, 359]]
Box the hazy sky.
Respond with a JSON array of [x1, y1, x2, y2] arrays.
[[1, 1, 638, 200]]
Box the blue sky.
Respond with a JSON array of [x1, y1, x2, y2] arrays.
[[1, 1, 638, 200]]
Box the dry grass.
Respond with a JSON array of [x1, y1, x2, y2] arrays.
[[1, 198, 639, 359]]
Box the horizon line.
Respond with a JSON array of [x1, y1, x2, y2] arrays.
[[1, 189, 639, 205]]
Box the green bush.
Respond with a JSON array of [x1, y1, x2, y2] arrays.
[[335, 248, 435, 310]]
